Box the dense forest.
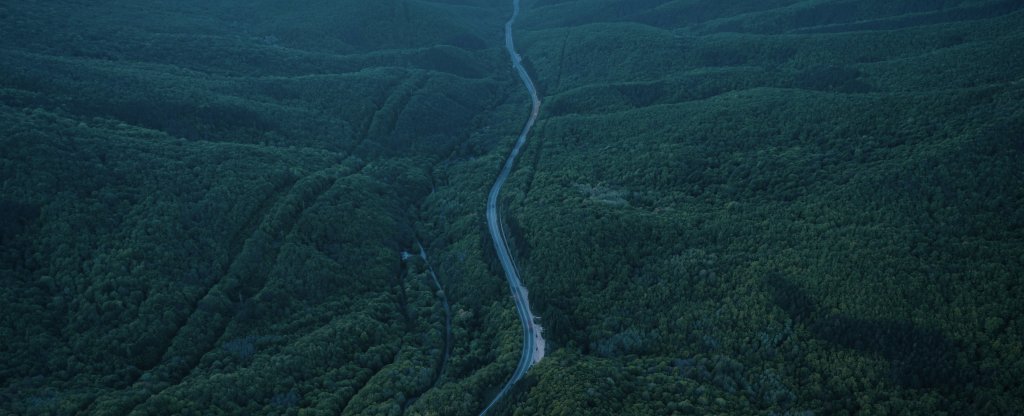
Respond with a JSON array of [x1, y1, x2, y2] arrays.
[[1, 1, 531, 414], [2, 0, 1022, 415]]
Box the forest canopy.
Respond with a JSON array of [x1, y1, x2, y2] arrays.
[[2, 0, 1023, 415]]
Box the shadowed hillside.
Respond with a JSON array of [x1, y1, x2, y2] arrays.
[[1, 1, 536, 414], [480, 0, 1024, 414], [2, 0, 1022, 414]]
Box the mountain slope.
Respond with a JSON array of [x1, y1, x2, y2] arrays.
[[0, 1, 536, 414], [483, 1, 1024, 414]]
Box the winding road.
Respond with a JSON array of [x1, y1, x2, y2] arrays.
[[480, 0, 544, 414]]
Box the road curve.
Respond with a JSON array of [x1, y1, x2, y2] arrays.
[[480, 0, 544, 414]]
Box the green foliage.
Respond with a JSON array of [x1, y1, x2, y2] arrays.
[[483, 1, 1024, 414], [1, 0, 524, 414], [2, 0, 1023, 415]]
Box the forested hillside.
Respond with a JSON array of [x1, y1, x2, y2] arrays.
[[1, 1, 532, 414], [2, 0, 1023, 415], [483, 0, 1024, 414]]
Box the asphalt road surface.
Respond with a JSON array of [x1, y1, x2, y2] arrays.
[[480, 0, 545, 414]]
